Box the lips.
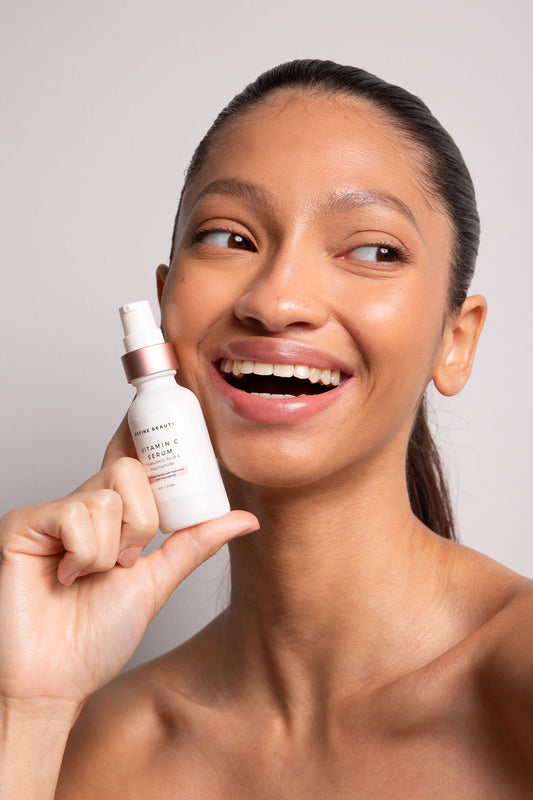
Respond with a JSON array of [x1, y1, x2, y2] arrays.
[[217, 338, 354, 374], [209, 338, 355, 424]]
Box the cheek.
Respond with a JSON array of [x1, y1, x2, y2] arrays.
[[160, 271, 202, 387], [342, 277, 445, 381], [161, 265, 226, 348], [160, 263, 247, 400]]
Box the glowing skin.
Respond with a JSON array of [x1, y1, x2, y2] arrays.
[[7, 85, 533, 800], [50, 91, 533, 800], [159, 92, 456, 490]]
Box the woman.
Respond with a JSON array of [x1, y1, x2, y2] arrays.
[[2, 60, 532, 798]]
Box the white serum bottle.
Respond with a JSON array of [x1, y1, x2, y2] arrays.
[[119, 300, 230, 533]]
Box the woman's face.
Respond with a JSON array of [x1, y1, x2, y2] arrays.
[[160, 91, 454, 488]]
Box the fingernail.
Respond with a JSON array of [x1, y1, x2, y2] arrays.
[[117, 546, 143, 567], [60, 570, 80, 586]]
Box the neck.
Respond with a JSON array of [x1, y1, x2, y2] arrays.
[[220, 455, 457, 719]]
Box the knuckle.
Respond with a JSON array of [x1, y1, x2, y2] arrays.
[[91, 551, 118, 572], [134, 508, 160, 537], [92, 488, 123, 517], [60, 498, 91, 529], [0, 508, 20, 536], [109, 456, 145, 485], [59, 500, 97, 561], [0, 508, 19, 552]]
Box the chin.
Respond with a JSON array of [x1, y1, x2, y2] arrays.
[[217, 438, 351, 492]]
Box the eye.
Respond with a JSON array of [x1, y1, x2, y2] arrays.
[[193, 229, 256, 251], [346, 245, 400, 263]]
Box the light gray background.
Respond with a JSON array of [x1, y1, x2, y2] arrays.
[[1, 0, 531, 670]]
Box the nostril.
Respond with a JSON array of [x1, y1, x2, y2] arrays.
[[233, 280, 329, 333]]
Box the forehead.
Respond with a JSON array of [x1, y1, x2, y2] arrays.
[[180, 90, 449, 244], [217, 90, 415, 166]]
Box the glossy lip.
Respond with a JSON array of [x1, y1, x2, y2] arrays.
[[209, 338, 357, 424], [215, 337, 355, 374]]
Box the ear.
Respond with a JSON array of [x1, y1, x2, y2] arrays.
[[156, 264, 169, 306], [433, 295, 487, 397]]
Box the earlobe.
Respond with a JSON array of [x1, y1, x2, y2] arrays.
[[156, 264, 169, 306], [433, 294, 487, 397]]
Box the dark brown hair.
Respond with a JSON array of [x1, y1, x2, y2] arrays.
[[172, 60, 481, 540]]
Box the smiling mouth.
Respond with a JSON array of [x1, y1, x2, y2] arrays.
[[219, 358, 345, 397]]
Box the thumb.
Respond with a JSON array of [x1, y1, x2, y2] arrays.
[[138, 511, 259, 619], [102, 413, 137, 467]]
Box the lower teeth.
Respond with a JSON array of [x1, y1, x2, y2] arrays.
[[251, 392, 296, 398]]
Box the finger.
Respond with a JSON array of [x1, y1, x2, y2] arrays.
[[138, 511, 260, 619], [75, 457, 159, 562], [57, 490, 123, 584], [1, 493, 127, 586], [101, 413, 137, 468], [0, 501, 93, 560]]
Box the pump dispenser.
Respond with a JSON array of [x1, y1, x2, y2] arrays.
[[119, 301, 230, 533]]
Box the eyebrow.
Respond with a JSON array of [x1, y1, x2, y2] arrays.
[[323, 189, 421, 234], [189, 178, 420, 234], [190, 178, 275, 212]]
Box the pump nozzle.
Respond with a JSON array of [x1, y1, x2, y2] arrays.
[[120, 300, 165, 352], [119, 300, 178, 383]]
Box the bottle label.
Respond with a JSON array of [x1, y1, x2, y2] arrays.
[[130, 412, 201, 500]]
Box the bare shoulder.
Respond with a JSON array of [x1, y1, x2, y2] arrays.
[[476, 580, 533, 739], [56, 616, 226, 799], [442, 542, 533, 755], [449, 540, 533, 667], [56, 662, 162, 798], [56, 646, 199, 799], [455, 543, 533, 656]]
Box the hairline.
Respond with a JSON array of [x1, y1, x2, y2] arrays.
[[170, 86, 458, 308]]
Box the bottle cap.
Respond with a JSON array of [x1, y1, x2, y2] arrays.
[[119, 301, 179, 382], [120, 301, 164, 352]]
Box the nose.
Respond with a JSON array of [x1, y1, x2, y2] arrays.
[[233, 245, 329, 333]]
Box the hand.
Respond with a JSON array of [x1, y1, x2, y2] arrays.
[[0, 416, 258, 712]]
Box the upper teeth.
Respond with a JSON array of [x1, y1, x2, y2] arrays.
[[220, 358, 341, 386]]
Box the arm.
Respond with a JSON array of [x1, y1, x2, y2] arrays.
[[0, 698, 77, 800], [0, 422, 258, 799]]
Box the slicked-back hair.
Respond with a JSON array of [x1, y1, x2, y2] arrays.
[[171, 60, 481, 540]]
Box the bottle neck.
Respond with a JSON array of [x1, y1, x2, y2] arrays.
[[131, 370, 177, 392]]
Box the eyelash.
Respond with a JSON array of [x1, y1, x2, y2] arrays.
[[190, 227, 411, 264], [190, 226, 256, 250], [344, 241, 412, 264]]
